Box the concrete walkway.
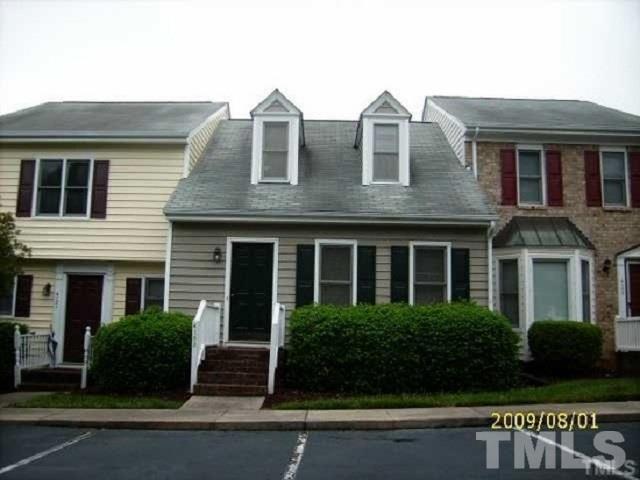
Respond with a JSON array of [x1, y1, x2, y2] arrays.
[[0, 401, 638, 431], [180, 396, 264, 411]]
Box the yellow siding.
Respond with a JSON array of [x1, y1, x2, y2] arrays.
[[0, 261, 56, 333], [187, 106, 229, 173], [0, 144, 184, 262], [112, 261, 165, 321]]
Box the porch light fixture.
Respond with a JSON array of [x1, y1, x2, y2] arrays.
[[213, 248, 222, 264], [602, 258, 612, 275], [42, 283, 52, 297]]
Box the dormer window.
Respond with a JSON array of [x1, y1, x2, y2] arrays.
[[250, 89, 304, 185], [355, 91, 411, 186], [262, 122, 289, 181], [373, 124, 400, 182]]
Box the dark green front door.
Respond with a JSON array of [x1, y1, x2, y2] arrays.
[[229, 243, 273, 342]]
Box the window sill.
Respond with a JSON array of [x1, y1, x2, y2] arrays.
[[602, 206, 633, 212], [517, 204, 547, 210]]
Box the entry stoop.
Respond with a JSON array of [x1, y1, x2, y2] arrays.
[[194, 346, 269, 396]]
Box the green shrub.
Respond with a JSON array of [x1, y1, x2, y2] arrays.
[[0, 322, 28, 391], [91, 310, 192, 393], [528, 321, 602, 374], [286, 303, 521, 394]]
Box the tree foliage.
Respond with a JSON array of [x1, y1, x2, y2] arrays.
[[0, 210, 30, 296]]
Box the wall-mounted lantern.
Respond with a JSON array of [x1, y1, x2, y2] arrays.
[[213, 247, 222, 264], [42, 283, 52, 297]]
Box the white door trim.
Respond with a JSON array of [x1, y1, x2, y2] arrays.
[[53, 263, 114, 364], [223, 237, 279, 344]]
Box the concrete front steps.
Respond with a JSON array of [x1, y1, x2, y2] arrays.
[[19, 367, 81, 391], [194, 346, 269, 396]]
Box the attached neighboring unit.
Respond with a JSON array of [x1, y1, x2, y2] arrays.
[[424, 95, 640, 362], [0, 100, 230, 380], [165, 90, 497, 395]]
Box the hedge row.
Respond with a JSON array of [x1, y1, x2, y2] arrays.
[[286, 303, 521, 394]]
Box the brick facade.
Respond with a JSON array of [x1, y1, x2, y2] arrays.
[[471, 141, 640, 363]]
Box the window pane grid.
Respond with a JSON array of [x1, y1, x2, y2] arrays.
[[37, 159, 91, 216], [413, 246, 446, 305], [319, 245, 353, 305], [373, 124, 399, 182], [262, 122, 289, 180], [602, 151, 628, 205], [518, 150, 542, 204]]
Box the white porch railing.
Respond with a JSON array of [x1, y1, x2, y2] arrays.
[[190, 300, 222, 393], [615, 316, 640, 352], [268, 302, 286, 395], [81, 327, 95, 390], [13, 327, 56, 388]]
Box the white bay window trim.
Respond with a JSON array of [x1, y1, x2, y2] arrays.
[[408, 241, 452, 305], [516, 144, 546, 207], [32, 157, 95, 219], [494, 252, 524, 330], [616, 246, 640, 320], [599, 146, 630, 208], [313, 239, 358, 305]]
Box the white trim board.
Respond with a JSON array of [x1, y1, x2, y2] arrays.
[[223, 237, 279, 344]]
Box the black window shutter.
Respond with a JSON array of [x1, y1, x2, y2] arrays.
[[390, 246, 409, 303], [16, 160, 35, 217], [296, 245, 315, 307], [357, 246, 376, 304], [451, 248, 470, 301], [125, 278, 142, 315], [14, 275, 33, 317], [91, 160, 109, 219]]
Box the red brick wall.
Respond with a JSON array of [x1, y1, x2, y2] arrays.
[[476, 142, 640, 363]]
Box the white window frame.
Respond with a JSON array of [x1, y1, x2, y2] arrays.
[[409, 241, 452, 305], [616, 246, 640, 320], [313, 239, 358, 306], [371, 123, 400, 184], [495, 254, 522, 330], [0, 276, 17, 318], [251, 116, 300, 185], [140, 276, 165, 311], [362, 116, 410, 186], [259, 121, 291, 183], [32, 157, 95, 219], [516, 145, 546, 207], [599, 147, 630, 208]]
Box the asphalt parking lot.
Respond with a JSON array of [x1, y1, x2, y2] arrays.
[[1, 423, 638, 479]]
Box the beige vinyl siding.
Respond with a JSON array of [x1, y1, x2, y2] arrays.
[[0, 260, 56, 333], [0, 143, 184, 261], [169, 223, 489, 320], [424, 99, 466, 165], [112, 261, 165, 321], [186, 106, 229, 174]]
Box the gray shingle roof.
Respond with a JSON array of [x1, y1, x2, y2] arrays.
[[164, 120, 496, 222], [428, 96, 640, 132], [493, 216, 594, 249], [0, 101, 227, 139]]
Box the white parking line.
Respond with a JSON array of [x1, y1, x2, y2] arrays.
[[0, 431, 95, 475], [283, 432, 308, 480], [521, 429, 639, 480]]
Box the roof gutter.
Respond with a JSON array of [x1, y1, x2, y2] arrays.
[[165, 213, 498, 227], [0, 137, 188, 144], [464, 127, 640, 144]]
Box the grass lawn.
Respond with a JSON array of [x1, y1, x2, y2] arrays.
[[273, 377, 640, 410], [12, 392, 185, 409]]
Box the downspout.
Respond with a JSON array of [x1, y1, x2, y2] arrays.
[[487, 220, 496, 311], [471, 126, 480, 178]]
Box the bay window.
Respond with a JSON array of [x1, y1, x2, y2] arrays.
[[581, 260, 591, 322], [499, 259, 520, 328], [533, 259, 569, 321]]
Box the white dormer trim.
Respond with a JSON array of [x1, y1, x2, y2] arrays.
[[358, 91, 411, 187], [250, 90, 303, 186]]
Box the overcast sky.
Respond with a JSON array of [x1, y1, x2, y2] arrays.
[[1, 0, 639, 120]]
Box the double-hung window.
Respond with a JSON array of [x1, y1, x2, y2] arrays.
[[499, 259, 520, 328], [261, 122, 289, 181], [36, 158, 92, 216], [0, 278, 15, 316], [601, 151, 628, 207], [143, 278, 165, 310], [581, 260, 591, 322], [412, 245, 449, 304], [533, 259, 569, 321], [518, 149, 543, 205], [372, 124, 400, 182], [317, 242, 355, 306]]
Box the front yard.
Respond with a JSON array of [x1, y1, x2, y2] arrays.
[[12, 392, 186, 409], [271, 377, 640, 410]]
